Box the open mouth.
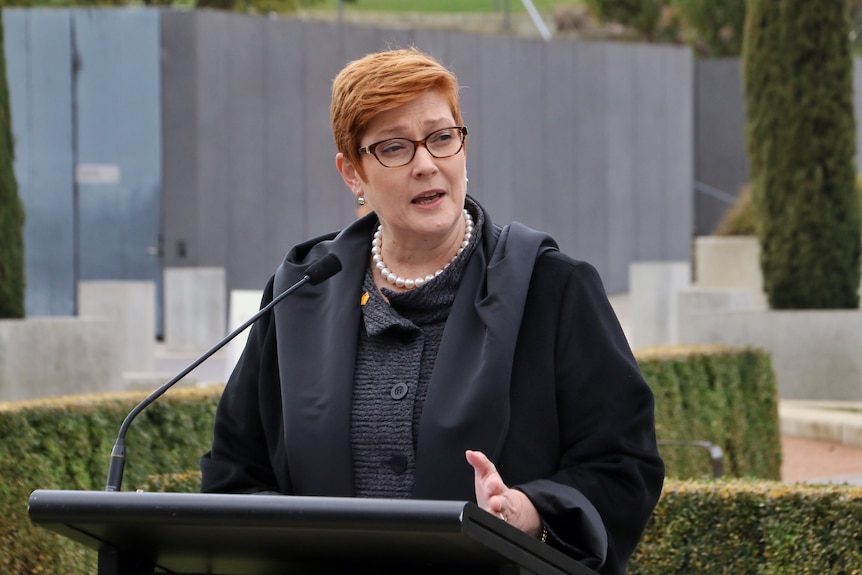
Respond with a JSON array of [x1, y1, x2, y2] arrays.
[[412, 191, 444, 205]]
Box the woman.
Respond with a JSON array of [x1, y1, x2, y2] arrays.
[[201, 48, 664, 575]]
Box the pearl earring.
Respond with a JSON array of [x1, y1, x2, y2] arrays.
[[357, 196, 367, 206]]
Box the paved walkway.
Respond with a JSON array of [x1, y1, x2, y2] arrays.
[[781, 435, 862, 485]]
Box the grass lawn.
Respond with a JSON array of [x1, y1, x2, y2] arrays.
[[305, 0, 575, 13]]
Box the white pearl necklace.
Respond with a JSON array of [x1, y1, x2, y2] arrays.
[[372, 209, 474, 290]]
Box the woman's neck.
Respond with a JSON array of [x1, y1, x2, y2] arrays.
[[371, 211, 470, 292]]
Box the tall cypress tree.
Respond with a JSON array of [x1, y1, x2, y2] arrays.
[[743, 0, 861, 309], [0, 13, 25, 319]]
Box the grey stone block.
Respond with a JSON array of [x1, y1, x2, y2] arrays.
[[78, 280, 156, 372], [677, 287, 754, 327], [0, 318, 124, 401], [629, 261, 691, 349], [225, 289, 263, 382], [694, 236, 767, 309], [163, 267, 227, 354], [679, 309, 862, 400]]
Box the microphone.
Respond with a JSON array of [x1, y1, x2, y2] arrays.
[[105, 253, 342, 491]]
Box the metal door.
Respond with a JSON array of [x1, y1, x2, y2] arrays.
[[5, 8, 163, 331], [73, 9, 163, 333]]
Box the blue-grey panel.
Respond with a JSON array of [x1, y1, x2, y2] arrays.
[[572, 42, 609, 277], [474, 36, 515, 221], [604, 43, 637, 293], [5, 8, 76, 316], [509, 38, 546, 232], [154, 12, 698, 301], [225, 14, 268, 292], [73, 9, 162, 287], [160, 10, 198, 268], [194, 10, 231, 267], [303, 21, 351, 238], [664, 47, 693, 261], [261, 18, 310, 278], [435, 33, 484, 210], [694, 58, 748, 235], [633, 47, 667, 260], [543, 42, 577, 256]]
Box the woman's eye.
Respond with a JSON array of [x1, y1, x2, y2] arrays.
[[379, 141, 408, 156]]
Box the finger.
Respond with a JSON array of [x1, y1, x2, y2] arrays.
[[465, 450, 509, 514], [464, 449, 495, 479]]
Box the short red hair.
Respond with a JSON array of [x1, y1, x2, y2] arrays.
[[330, 48, 463, 179]]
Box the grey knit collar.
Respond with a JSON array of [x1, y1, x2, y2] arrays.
[[361, 198, 484, 335]]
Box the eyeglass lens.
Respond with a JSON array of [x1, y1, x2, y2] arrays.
[[372, 127, 464, 167]]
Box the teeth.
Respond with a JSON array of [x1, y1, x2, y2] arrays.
[[414, 193, 439, 204]]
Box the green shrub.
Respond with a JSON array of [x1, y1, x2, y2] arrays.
[[583, 0, 680, 43], [743, 0, 862, 309], [673, 0, 746, 57], [636, 345, 781, 480], [133, 476, 862, 573], [630, 479, 862, 574], [582, 0, 746, 56], [0, 385, 224, 575], [715, 178, 862, 238], [0, 346, 783, 573], [138, 471, 202, 493]]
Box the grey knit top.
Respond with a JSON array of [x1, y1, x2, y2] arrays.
[[350, 199, 484, 498]]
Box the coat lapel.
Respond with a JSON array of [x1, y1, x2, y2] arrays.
[[273, 219, 374, 496], [413, 221, 557, 500]]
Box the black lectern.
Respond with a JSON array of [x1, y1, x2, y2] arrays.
[[28, 490, 598, 575]]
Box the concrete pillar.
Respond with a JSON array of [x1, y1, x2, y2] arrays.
[[163, 267, 227, 354], [629, 261, 691, 349], [677, 287, 754, 333], [78, 280, 156, 372], [694, 236, 767, 309], [0, 318, 124, 401], [679, 309, 862, 401], [225, 289, 263, 382]]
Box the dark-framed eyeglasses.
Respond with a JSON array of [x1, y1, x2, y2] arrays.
[[358, 126, 468, 168]]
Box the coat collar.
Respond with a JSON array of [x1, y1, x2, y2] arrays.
[[273, 202, 556, 498]]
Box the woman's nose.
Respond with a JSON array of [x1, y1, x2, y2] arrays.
[[411, 144, 439, 176]]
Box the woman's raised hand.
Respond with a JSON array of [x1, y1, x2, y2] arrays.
[[465, 450, 543, 538]]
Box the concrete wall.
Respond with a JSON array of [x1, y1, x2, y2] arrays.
[[679, 310, 862, 401], [694, 236, 766, 309], [159, 12, 694, 296], [78, 280, 156, 372], [163, 267, 227, 353], [0, 318, 124, 401]]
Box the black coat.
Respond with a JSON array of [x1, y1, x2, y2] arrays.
[[201, 203, 664, 574]]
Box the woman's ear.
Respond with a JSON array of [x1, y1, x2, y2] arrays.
[[336, 153, 363, 197]]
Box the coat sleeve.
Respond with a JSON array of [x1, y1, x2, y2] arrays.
[[513, 255, 664, 575], [200, 276, 292, 495]]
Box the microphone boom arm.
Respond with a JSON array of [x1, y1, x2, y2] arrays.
[[105, 267, 321, 491]]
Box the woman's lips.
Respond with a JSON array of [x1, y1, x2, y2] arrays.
[[412, 191, 444, 205]]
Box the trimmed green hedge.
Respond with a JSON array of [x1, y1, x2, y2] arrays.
[[631, 479, 862, 574], [0, 386, 222, 574], [1, 345, 781, 572], [639, 345, 781, 480], [139, 474, 862, 573]]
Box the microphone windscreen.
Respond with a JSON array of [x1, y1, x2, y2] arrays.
[[304, 254, 343, 285]]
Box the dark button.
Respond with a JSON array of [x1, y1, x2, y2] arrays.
[[388, 453, 408, 474], [390, 382, 409, 400]]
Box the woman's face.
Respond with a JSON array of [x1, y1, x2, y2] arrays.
[[337, 90, 467, 247]]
